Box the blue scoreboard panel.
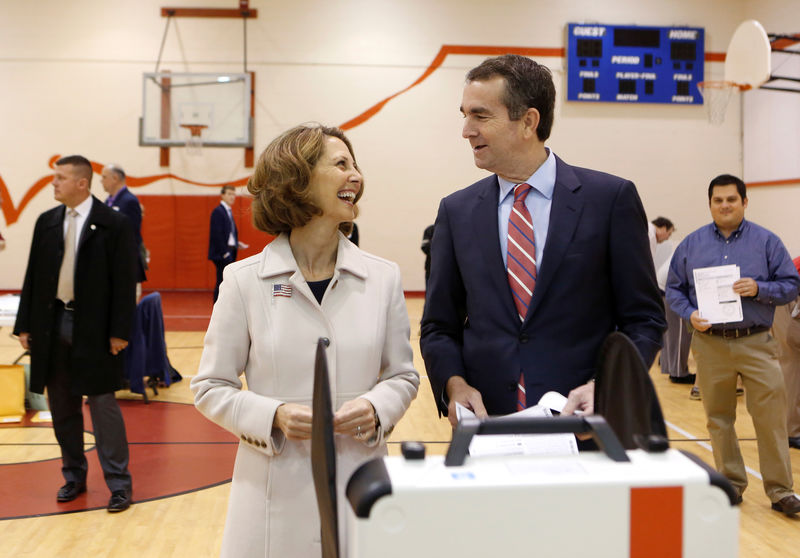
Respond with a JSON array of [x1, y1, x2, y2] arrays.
[[566, 23, 704, 104]]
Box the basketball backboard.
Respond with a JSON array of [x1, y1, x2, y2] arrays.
[[724, 20, 771, 87], [139, 72, 252, 147]]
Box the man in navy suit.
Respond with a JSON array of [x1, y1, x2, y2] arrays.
[[420, 55, 665, 426], [209, 185, 248, 302], [101, 165, 147, 292]]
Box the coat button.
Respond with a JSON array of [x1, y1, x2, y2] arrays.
[[519, 333, 529, 343], [507, 382, 517, 392]]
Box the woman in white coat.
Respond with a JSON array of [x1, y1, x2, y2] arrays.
[[191, 124, 420, 557]]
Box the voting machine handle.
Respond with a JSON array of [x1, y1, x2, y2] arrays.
[[444, 415, 630, 466]]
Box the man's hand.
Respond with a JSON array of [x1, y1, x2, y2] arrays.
[[18, 332, 30, 350], [690, 310, 711, 332], [274, 403, 313, 440], [109, 337, 128, 355], [333, 397, 376, 441], [562, 381, 594, 416], [445, 376, 487, 428], [733, 277, 758, 298]]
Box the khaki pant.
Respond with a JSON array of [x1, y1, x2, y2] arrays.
[[692, 330, 794, 502]]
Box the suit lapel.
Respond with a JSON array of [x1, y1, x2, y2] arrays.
[[472, 176, 518, 324], [78, 197, 108, 252], [46, 206, 66, 257], [526, 156, 584, 321]]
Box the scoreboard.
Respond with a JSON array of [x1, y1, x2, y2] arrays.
[[566, 23, 705, 105]]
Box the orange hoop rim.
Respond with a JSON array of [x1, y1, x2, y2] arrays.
[[697, 80, 752, 92], [179, 123, 208, 137]]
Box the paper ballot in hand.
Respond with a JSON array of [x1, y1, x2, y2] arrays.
[[693, 264, 744, 324], [456, 392, 579, 457]]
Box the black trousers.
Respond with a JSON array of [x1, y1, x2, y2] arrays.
[[46, 305, 132, 493], [213, 249, 236, 302]]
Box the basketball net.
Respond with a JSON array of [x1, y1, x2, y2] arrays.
[[697, 81, 749, 125], [180, 124, 207, 156]]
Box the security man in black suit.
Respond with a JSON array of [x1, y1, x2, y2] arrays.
[[14, 155, 137, 512]]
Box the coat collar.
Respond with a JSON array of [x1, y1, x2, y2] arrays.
[[43, 195, 112, 230], [257, 231, 368, 281]]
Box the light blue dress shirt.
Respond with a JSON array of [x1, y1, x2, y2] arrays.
[[497, 148, 556, 270]]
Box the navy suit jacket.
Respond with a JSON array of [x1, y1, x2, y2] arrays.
[[420, 155, 665, 416], [208, 203, 237, 263], [108, 187, 146, 282]]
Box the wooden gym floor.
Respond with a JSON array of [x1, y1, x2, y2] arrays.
[[1, 296, 799, 557]]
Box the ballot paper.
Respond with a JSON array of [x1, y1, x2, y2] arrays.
[[693, 264, 743, 324], [456, 392, 579, 458]]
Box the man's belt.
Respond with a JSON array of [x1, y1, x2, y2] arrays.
[[702, 325, 769, 339], [55, 299, 75, 312]]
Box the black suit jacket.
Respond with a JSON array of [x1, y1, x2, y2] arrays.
[[420, 155, 665, 416], [14, 196, 138, 395], [108, 186, 146, 282], [208, 203, 237, 263]]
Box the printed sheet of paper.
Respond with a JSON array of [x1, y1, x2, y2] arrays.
[[693, 264, 743, 324], [455, 394, 579, 458]]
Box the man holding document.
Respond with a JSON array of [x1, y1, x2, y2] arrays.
[[666, 174, 800, 516]]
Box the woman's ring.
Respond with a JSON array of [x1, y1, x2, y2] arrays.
[[357, 425, 362, 435]]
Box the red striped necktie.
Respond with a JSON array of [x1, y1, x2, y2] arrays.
[[507, 183, 537, 410]]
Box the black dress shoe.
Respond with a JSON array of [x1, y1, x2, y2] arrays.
[[57, 481, 87, 502], [789, 437, 800, 449], [107, 489, 132, 513], [771, 494, 800, 516], [669, 374, 696, 384]]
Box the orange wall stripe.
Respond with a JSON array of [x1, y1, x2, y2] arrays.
[[340, 45, 565, 130], [747, 177, 800, 188], [630, 486, 683, 558]]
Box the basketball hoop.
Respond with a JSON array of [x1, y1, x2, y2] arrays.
[[698, 20, 772, 125], [697, 81, 750, 125], [180, 123, 208, 155]]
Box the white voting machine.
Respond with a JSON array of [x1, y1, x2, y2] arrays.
[[345, 416, 739, 558]]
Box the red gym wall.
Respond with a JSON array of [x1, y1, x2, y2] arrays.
[[139, 195, 275, 290]]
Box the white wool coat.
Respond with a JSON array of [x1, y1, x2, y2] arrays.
[[191, 233, 419, 558]]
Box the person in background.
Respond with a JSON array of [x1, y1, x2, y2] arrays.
[[650, 216, 693, 385], [666, 173, 800, 516], [346, 221, 359, 246], [421, 224, 434, 288], [208, 185, 248, 302], [101, 164, 147, 299], [191, 124, 419, 557], [771, 255, 800, 450], [14, 155, 136, 513]]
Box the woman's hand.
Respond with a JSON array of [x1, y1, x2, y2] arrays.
[[333, 398, 377, 441], [274, 403, 313, 440]]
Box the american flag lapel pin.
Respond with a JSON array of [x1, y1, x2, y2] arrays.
[[272, 283, 292, 298]]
